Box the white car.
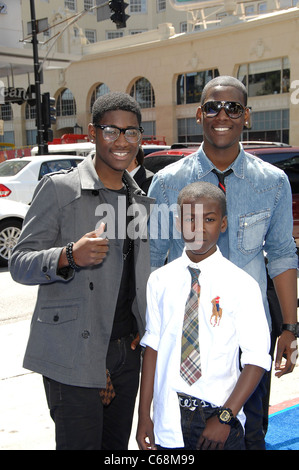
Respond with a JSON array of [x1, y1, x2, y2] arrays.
[[0, 199, 29, 267], [0, 155, 84, 204]]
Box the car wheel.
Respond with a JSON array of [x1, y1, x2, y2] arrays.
[[0, 218, 23, 267]]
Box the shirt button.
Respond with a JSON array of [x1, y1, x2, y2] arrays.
[[53, 314, 59, 322], [89, 282, 94, 290], [82, 330, 90, 339]]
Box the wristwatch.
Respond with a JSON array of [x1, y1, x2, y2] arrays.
[[281, 323, 299, 338], [216, 408, 236, 426]]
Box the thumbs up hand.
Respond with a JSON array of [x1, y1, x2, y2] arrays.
[[58, 222, 109, 269]]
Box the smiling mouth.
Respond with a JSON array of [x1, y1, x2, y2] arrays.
[[213, 127, 230, 132], [113, 151, 130, 158]]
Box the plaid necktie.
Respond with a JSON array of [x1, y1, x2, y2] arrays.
[[180, 267, 202, 385], [212, 168, 233, 193]]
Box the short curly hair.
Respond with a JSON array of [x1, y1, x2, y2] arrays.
[[92, 91, 142, 126], [177, 181, 227, 217], [201, 76, 247, 106]]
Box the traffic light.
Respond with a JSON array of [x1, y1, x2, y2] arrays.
[[41, 92, 56, 142], [109, 0, 129, 29]]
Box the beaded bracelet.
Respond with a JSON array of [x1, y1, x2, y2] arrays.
[[66, 242, 79, 269]]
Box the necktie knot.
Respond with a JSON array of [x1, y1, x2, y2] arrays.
[[188, 266, 200, 284], [212, 168, 233, 192]]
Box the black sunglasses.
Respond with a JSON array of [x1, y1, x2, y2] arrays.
[[201, 101, 246, 119]]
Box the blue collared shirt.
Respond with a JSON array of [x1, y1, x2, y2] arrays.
[[148, 144, 298, 326]]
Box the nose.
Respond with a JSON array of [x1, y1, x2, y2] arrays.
[[216, 107, 229, 119], [115, 131, 128, 146]]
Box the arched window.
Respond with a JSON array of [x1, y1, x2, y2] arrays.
[[130, 78, 155, 109], [90, 83, 110, 112], [56, 88, 76, 116]]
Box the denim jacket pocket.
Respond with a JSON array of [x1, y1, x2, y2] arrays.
[[238, 209, 271, 254]]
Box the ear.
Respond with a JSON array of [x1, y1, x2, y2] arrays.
[[196, 106, 202, 124], [88, 123, 96, 143], [221, 215, 228, 233], [244, 107, 251, 129]]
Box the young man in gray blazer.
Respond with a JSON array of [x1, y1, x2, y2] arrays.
[[10, 92, 154, 450]]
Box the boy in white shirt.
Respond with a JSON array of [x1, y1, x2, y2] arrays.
[[137, 181, 271, 450]]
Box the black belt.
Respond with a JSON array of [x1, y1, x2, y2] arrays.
[[177, 393, 218, 412]]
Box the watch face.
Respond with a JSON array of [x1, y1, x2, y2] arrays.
[[220, 410, 231, 422]]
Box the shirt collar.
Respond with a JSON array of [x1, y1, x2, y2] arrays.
[[195, 142, 246, 180], [181, 246, 224, 274]]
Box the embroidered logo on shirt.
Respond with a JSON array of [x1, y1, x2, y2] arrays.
[[210, 296, 222, 327]]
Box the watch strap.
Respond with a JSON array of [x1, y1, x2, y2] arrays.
[[282, 323, 299, 338]]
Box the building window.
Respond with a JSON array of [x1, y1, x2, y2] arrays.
[[26, 129, 38, 146], [142, 121, 156, 138], [180, 22, 187, 33], [177, 69, 219, 105], [85, 29, 97, 43], [177, 117, 202, 143], [0, 103, 13, 121], [130, 77, 155, 109], [245, 5, 255, 15], [106, 31, 124, 39], [0, 131, 14, 145], [238, 58, 290, 97], [25, 103, 36, 120], [64, 0, 76, 11], [242, 109, 289, 144], [90, 83, 110, 112], [258, 2, 267, 12], [157, 0, 166, 12], [84, 0, 94, 11], [130, 0, 147, 14], [56, 89, 76, 117]]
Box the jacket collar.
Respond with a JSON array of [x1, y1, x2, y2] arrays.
[[78, 154, 144, 195], [195, 143, 246, 180]]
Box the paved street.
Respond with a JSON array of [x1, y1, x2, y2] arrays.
[[0, 267, 298, 450]]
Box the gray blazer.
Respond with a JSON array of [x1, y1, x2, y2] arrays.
[[10, 156, 154, 388]]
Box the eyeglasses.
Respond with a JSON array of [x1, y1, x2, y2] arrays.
[[201, 101, 246, 119], [94, 124, 144, 143]]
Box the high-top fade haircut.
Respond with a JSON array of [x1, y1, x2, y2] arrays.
[[201, 76, 248, 107], [177, 181, 227, 217], [92, 91, 142, 126]]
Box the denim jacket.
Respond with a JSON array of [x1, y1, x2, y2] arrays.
[[148, 144, 297, 326]]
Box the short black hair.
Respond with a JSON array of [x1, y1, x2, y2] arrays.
[[177, 181, 227, 217], [92, 91, 142, 125], [201, 76, 247, 106]]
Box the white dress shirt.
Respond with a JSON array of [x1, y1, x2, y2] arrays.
[[141, 247, 272, 448]]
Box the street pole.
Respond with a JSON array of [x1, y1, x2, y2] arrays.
[[30, 0, 44, 155]]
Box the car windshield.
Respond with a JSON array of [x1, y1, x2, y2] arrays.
[[0, 160, 30, 176]]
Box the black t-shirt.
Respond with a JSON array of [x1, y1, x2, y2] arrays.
[[105, 186, 137, 340]]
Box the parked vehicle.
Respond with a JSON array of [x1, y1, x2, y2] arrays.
[[0, 199, 29, 266], [31, 142, 95, 157], [0, 155, 84, 204]]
